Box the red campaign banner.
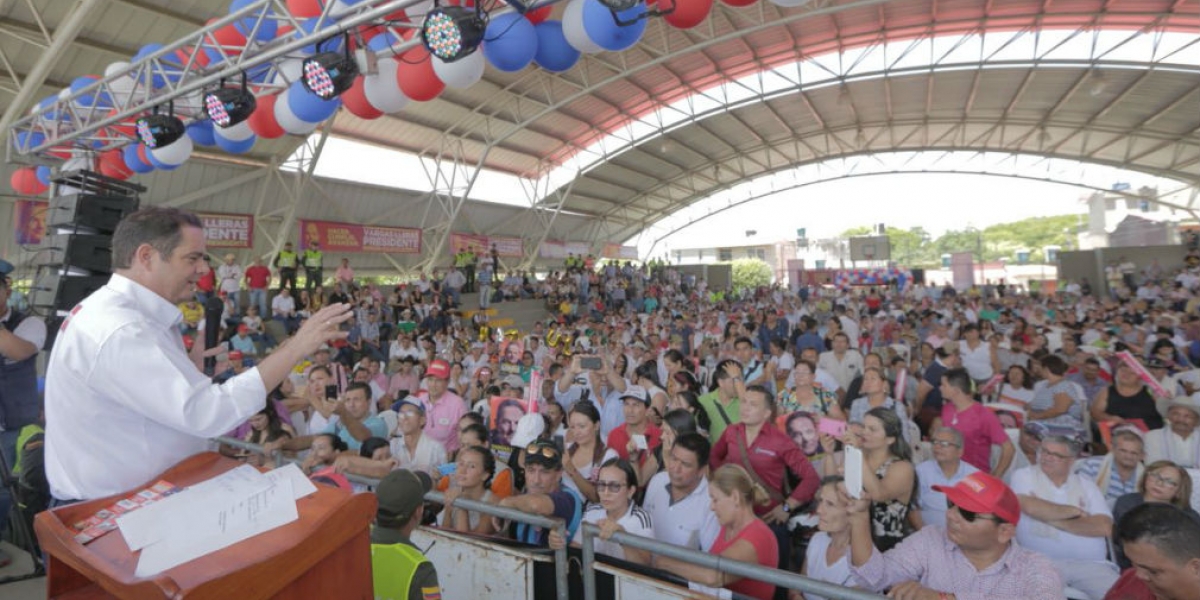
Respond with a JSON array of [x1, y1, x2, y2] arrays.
[[449, 233, 489, 255], [196, 212, 254, 249], [299, 219, 421, 254], [490, 236, 523, 258], [12, 200, 48, 245], [538, 240, 565, 259]]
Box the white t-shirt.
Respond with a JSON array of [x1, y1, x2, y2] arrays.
[[642, 471, 720, 551], [1009, 466, 1111, 562], [959, 340, 994, 381], [572, 502, 654, 560], [803, 531, 855, 600]]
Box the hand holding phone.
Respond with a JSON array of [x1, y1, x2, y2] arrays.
[[324, 384, 339, 400], [580, 356, 603, 370]]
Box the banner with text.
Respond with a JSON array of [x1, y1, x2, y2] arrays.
[[12, 200, 47, 245], [601, 243, 638, 260], [449, 234, 524, 258], [196, 212, 254, 249], [538, 240, 591, 259], [299, 219, 421, 254]]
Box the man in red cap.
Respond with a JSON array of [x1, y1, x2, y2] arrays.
[[843, 471, 1063, 599], [414, 358, 467, 454]]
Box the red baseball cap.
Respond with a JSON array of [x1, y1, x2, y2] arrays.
[[237, 323, 249, 333], [426, 359, 451, 380], [932, 471, 1020, 525], [229, 350, 244, 361]]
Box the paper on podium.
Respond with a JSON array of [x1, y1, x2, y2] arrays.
[[118, 464, 316, 552], [134, 477, 299, 577], [845, 446, 864, 499]]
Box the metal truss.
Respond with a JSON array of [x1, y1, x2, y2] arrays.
[[6, 0, 430, 160], [637, 150, 1200, 257]]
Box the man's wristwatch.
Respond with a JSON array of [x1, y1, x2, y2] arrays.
[[781, 501, 792, 513]]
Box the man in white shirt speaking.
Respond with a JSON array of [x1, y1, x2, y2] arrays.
[[44, 207, 353, 503]]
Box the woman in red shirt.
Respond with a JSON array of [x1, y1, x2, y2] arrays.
[[652, 464, 779, 600]]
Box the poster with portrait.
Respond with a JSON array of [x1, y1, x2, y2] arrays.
[[500, 339, 524, 374], [777, 411, 822, 459], [489, 395, 528, 460]]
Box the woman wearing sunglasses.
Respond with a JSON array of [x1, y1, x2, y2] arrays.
[[569, 458, 652, 562]]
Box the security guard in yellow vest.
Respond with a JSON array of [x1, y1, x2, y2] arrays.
[[273, 241, 298, 292], [302, 242, 323, 291], [371, 469, 441, 600], [463, 249, 476, 293]]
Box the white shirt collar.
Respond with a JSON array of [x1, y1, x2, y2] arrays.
[[108, 273, 183, 329]]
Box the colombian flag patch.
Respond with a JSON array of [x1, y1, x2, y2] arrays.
[[420, 586, 441, 600]]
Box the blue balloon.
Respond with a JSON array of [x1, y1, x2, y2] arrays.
[[35, 166, 52, 186], [299, 18, 345, 55], [187, 120, 217, 147], [214, 131, 256, 154], [582, 0, 646, 51], [246, 62, 272, 84], [13, 131, 45, 152], [69, 76, 111, 109], [483, 13, 538, 72], [35, 95, 68, 122], [123, 145, 154, 174], [286, 80, 341, 123], [533, 21, 579, 73], [230, 0, 278, 41], [133, 43, 169, 88]]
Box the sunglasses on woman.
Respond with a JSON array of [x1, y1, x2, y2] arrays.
[[947, 500, 1002, 523]]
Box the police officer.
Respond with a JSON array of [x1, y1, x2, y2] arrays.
[[303, 241, 323, 291], [273, 241, 298, 292], [371, 469, 441, 600], [0, 259, 46, 567]]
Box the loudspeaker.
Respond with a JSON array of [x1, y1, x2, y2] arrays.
[[29, 269, 108, 313], [911, 268, 926, 285], [46, 193, 140, 234], [34, 233, 112, 274]]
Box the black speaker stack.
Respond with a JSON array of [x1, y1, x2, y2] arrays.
[[29, 170, 143, 347]]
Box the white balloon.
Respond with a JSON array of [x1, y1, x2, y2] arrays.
[[406, 0, 434, 17], [563, 0, 604, 54], [363, 57, 410, 114], [274, 89, 320, 135], [151, 135, 194, 166], [273, 57, 304, 85], [217, 120, 256, 141], [104, 61, 139, 105], [432, 51, 485, 89]]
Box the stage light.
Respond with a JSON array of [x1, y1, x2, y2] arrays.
[[204, 76, 257, 128], [599, 0, 638, 10], [302, 42, 359, 100], [135, 105, 184, 149], [422, 6, 486, 63]]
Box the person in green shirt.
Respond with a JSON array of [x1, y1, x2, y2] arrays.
[[697, 359, 746, 441], [370, 469, 441, 600]]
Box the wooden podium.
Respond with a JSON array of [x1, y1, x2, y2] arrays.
[[35, 452, 377, 599]]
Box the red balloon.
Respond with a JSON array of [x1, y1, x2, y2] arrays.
[[106, 109, 136, 139], [397, 47, 444, 102], [209, 19, 247, 55], [525, 5, 553, 24], [137, 144, 153, 167], [45, 146, 72, 160], [286, 0, 325, 18], [98, 149, 133, 180], [175, 45, 210, 68], [342, 76, 383, 120], [247, 94, 286, 139], [665, 0, 714, 28], [719, 0, 756, 6], [10, 168, 47, 195]]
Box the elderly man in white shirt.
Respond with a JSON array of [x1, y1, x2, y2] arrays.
[[1010, 435, 1119, 600], [216, 253, 243, 315], [44, 207, 352, 502], [641, 433, 720, 551], [913, 427, 979, 529], [1145, 396, 1200, 468]]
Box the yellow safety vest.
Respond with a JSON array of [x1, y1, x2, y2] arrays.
[[304, 249, 323, 268], [371, 542, 430, 600], [277, 250, 297, 268]]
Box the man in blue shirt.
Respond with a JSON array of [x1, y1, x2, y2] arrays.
[[265, 382, 388, 453]]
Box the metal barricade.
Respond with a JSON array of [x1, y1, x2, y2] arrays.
[[211, 436, 571, 600], [579, 523, 885, 600]]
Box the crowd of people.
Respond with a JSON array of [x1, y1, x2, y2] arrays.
[[0, 201, 1178, 600], [171, 242, 1200, 600]]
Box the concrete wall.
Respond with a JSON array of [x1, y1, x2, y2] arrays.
[[1058, 245, 1186, 295]]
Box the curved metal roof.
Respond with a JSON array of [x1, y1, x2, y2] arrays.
[[2, 0, 1198, 249]]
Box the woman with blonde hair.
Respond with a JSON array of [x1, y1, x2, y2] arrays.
[[1111, 460, 1200, 569], [652, 463, 779, 600]]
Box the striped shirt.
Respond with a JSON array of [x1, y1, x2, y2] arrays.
[[1072, 456, 1139, 508], [852, 525, 1063, 600], [573, 503, 654, 560]]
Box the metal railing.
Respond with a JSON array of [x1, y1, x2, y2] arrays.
[[578, 523, 885, 600], [212, 436, 571, 600]]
